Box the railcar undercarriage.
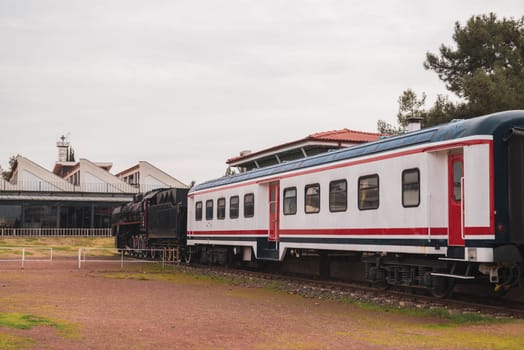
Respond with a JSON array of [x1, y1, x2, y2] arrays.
[[363, 253, 522, 297]]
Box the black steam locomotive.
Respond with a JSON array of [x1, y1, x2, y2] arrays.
[[111, 187, 190, 262]]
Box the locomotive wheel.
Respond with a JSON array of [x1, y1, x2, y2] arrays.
[[184, 251, 192, 264]]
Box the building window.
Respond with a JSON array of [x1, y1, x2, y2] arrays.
[[217, 198, 226, 220], [244, 193, 254, 218], [195, 201, 202, 221], [205, 200, 213, 220], [0, 204, 22, 228], [305, 184, 320, 213], [358, 175, 379, 210], [283, 187, 297, 215], [402, 169, 420, 207], [329, 180, 347, 212], [230, 196, 239, 219]]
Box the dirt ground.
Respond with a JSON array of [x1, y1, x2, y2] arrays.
[[1, 259, 524, 350]]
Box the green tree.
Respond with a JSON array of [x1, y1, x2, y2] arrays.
[[224, 166, 237, 177], [380, 13, 524, 132], [377, 89, 426, 134], [1, 155, 18, 181], [424, 13, 524, 117]]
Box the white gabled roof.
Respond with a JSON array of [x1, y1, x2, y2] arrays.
[[117, 161, 189, 190], [11, 156, 75, 191], [138, 161, 188, 189], [77, 159, 137, 193]]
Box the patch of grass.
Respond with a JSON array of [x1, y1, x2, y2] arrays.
[[102, 266, 231, 286], [0, 237, 113, 249], [342, 297, 508, 327], [255, 339, 320, 349], [0, 237, 115, 257], [0, 313, 79, 338], [265, 280, 285, 291], [0, 333, 34, 350], [102, 265, 289, 291]]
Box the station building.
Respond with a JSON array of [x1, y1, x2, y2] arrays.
[[0, 128, 380, 236], [0, 138, 188, 235]]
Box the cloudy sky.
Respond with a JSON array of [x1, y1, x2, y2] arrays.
[[1, 1, 522, 184]]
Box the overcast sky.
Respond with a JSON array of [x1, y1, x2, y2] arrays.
[[1, 1, 522, 184]]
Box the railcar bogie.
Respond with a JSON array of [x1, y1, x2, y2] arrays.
[[363, 253, 458, 297]]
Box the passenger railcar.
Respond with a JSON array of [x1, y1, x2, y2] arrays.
[[187, 110, 524, 296]]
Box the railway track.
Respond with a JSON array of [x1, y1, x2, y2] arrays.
[[175, 262, 524, 319], [119, 249, 524, 319]]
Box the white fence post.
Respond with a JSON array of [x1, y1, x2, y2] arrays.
[[78, 248, 82, 269]]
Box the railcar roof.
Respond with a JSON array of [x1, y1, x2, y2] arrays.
[[192, 110, 524, 192]]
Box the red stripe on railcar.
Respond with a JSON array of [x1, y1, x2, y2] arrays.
[[188, 226, 493, 237], [188, 229, 266, 236]]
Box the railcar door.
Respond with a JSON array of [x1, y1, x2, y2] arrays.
[[448, 154, 465, 246], [268, 182, 280, 241]]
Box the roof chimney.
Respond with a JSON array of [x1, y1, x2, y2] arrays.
[[56, 135, 70, 162], [406, 117, 423, 132]]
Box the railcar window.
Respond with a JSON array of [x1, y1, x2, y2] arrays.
[[230, 196, 239, 219], [402, 169, 420, 207], [205, 200, 213, 220], [329, 180, 347, 212], [283, 187, 297, 215], [453, 161, 463, 201], [244, 193, 254, 218], [358, 175, 379, 210], [217, 198, 226, 220], [305, 184, 320, 213], [195, 201, 203, 221]]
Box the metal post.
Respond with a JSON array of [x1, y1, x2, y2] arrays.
[[21, 248, 25, 269], [121, 250, 124, 269], [78, 248, 82, 269]]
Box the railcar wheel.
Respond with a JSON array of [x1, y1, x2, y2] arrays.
[[490, 285, 510, 297], [489, 266, 520, 297], [430, 278, 455, 298]]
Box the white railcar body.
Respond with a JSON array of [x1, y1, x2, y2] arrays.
[[188, 134, 495, 262]]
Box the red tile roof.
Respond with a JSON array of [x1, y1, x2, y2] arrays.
[[308, 128, 382, 142], [227, 128, 383, 165]]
